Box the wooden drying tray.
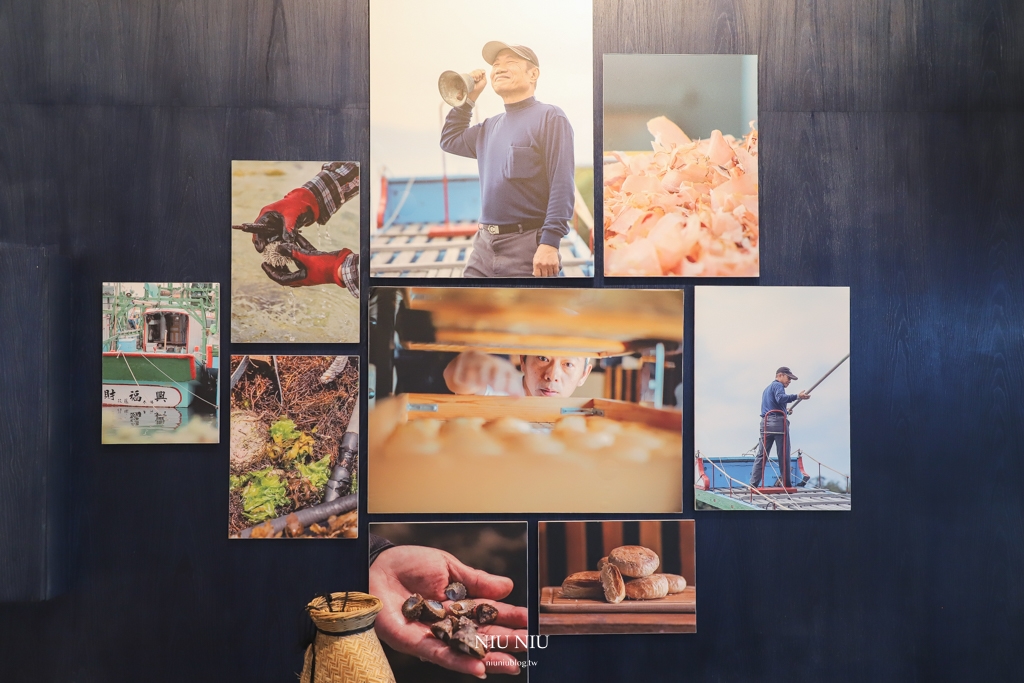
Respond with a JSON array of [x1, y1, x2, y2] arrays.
[[401, 287, 684, 351], [399, 393, 682, 432], [405, 333, 650, 358], [539, 586, 696, 635], [540, 586, 696, 613]]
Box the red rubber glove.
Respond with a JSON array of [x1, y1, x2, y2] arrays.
[[233, 187, 320, 253], [261, 246, 359, 298]]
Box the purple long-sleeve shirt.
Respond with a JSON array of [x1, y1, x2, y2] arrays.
[[440, 96, 575, 249]]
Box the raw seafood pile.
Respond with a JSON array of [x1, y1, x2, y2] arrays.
[[604, 117, 758, 277]]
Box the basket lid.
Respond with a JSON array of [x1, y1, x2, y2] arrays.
[[306, 592, 383, 635]]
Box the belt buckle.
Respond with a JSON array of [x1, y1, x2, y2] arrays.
[[485, 225, 499, 235]]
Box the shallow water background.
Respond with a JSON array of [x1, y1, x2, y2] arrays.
[[101, 406, 220, 444], [231, 161, 360, 343]]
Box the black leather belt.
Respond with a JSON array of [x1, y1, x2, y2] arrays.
[[480, 220, 544, 235]]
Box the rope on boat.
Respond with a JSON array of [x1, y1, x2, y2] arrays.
[[697, 451, 793, 511], [115, 350, 219, 410], [796, 449, 850, 481]]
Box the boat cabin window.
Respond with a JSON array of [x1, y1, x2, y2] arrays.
[[146, 312, 189, 352]]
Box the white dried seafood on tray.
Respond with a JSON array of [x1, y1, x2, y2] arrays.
[[604, 116, 758, 277]]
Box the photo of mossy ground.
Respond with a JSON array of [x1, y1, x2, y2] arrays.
[[229, 355, 358, 538]]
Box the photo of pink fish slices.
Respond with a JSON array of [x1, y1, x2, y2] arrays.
[[604, 116, 758, 277]]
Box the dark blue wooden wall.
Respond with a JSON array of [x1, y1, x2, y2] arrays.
[[1, 0, 1022, 681]]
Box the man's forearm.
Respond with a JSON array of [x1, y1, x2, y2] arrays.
[[302, 162, 360, 225], [440, 104, 478, 158], [540, 115, 576, 247]]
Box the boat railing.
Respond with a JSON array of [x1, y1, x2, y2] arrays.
[[794, 449, 850, 493], [696, 451, 793, 511]]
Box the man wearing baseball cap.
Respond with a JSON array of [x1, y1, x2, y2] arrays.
[[440, 41, 575, 277], [750, 367, 811, 488]]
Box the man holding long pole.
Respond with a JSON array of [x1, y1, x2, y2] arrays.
[[750, 367, 810, 489]]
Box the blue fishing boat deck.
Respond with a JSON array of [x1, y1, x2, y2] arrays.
[[370, 222, 594, 277], [696, 452, 852, 511], [696, 486, 852, 511], [371, 174, 594, 277]]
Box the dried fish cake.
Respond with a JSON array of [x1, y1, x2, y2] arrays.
[[440, 417, 486, 435], [553, 415, 588, 433], [486, 416, 533, 435], [608, 545, 660, 578], [561, 570, 604, 600], [624, 574, 670, 600], [586, 417, 623, 434], [384, 420, 442, 457]]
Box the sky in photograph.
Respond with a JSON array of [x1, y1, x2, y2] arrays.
[[369, 0, 593, 219], [694, 287, 852, 484]]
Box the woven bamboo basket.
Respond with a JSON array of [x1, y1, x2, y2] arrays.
[[300, 592, 396, 683]]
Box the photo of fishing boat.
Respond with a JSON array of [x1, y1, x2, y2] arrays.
[[694, 287, 850, 511], [102, 282, 220, 443]]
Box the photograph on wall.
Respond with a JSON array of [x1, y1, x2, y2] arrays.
[[231, 161, 360, 343], [538, 520, 695, 635], [368, 522, 528, 681], [102, 282, 220, 444], [369, 0, 594, 278], [229, 355, 359, 538], [694, 287, 851, 510], [367, 287, 683, 513], [603, 54, 758, 277]]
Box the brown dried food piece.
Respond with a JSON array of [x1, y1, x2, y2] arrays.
[[561, 571, 604, 600], [419, 600, 446, 623], [624, 574, 670, 600], [608, 545, 660, 578], [451, 626, 487, 659], [660, 573, 688, 594], [328, 510, 358, 536], [475, 603, 499, 625], [430, 618, 454, 642], [401, 594, 425, 621], [444, 581, 468, 601], [249, 521, 276, 539], [597, 556, 609, 570], [284, 513, 303, 538], [447, 599, 477, 618], [600, 564, 625, 604]]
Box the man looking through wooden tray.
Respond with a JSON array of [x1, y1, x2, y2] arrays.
[[444, 351, 591, 397]]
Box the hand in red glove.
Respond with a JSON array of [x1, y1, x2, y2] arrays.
[[232, 187, 320, 253], [261, 246, 359, 298]]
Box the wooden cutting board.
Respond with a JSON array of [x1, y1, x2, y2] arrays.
[[540, 586, 696, 613]]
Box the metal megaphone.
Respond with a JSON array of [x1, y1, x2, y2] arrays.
[[438, 70, 476, 107]]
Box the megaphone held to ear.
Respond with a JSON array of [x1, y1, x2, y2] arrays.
[[438, 71, 476, 107]]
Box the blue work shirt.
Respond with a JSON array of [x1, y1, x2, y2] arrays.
[[440, 96, 575, 249], [760, 380, 799, 417]]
